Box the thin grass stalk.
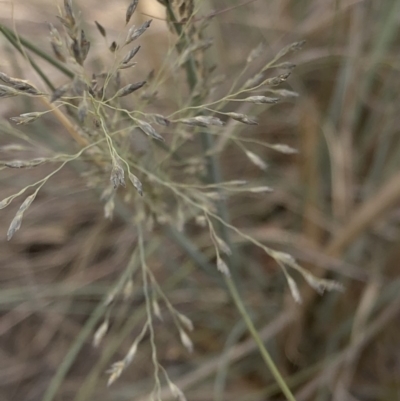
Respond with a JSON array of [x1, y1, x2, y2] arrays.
[[0, 25, 55, 90], [136, 310, 296, 401], [213, 320, 248, 401], [41, 240, 160, 401], [225, 276, 296, 401], [40, 280, 122, 401], [355, 0, 400, 151], [74, 306, 145, 401], [73, 249, 194, 401], [0, 24, 74, 79]]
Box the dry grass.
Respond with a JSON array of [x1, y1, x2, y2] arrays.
[[1, 1, 400, 400]]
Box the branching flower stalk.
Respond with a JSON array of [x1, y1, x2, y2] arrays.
[[0, 1, 344, 400]]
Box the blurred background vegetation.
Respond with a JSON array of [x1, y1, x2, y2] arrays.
[[1, 0, 400, 400]]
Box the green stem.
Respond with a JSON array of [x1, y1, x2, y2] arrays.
[[225, 276, 296, 401], [168, 226, 296, 400], [167, 223, 296, 400], [0, 25, 56, 90], [0, 24, 74, 79]]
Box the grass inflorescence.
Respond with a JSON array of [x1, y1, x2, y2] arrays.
[[0, 1, 356, 401]]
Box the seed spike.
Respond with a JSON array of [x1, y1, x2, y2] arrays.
[[136, 120, 164, 142], [95, 21, 106, 37], [126, 0, 139, 24], [125, 20, 152, 45], [109, 41, 118, 53], [115, 81, 146, 97], [121, 45, 141, 65]]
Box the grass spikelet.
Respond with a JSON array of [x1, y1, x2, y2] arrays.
[[125, 20, 152, 45], [168, 381, 187, 401], [7, 193, 36, 240], [0, 84, 20, 98], [179, 116, 224, 127], [109, 41, 118, 53], [79, 29, 90, 63], [247, 43, 264, 63], [286, 274, 302, 304], [226, 112, 258, 125], [94, 21, 106, 37], [273, 62, 297, 70], [51, 84, 69, 102], [107, 361, 125, 387], [128, 172, 143, 196], [48, 23, 63, 46], [243, 96, 279, 104], [50, 42, 66, 62], [115, 81, 146, 97], [93, 320, 109, 347], [110, 158, 125, 189], [104, 197, 115, 219], [10, 112, 43, 125], [244, 73, 265, 89], [124, 331, 144, 365], [48, 23, 66, 62], [0, 197, 13, 210], [136, 120, 164, 142], [175, 312, 194, 332], [0, 72, 40, 94], [248, 186, 273, 193], [274, 40, 306, 61], [15, 193, 35, 213], [264, 72, 291, 86], [117, 61, 136, 70], [126, 0, 139, 24], [122, 279, 134, 300], [107, 323, 148, 386], [121, 45, 141, 65], [152, 297, 162, 320], [215, 235, 232, 256], [268, 144, 298, 154], [2, 158, 45, 168], [216, 257, 230, 276], [291, 261, 345, 295], [178, 328, 193, 353], [63, 0, 75, 27], [245, 150, 268, 171], [153, 114, 170, 126]]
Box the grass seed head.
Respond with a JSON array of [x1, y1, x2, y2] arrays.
[[126, 0, 139, 24], [226, 112, 258, 125], [245, 150, 268, 171], [110, 159, 125, 189], [125, 20, 152, 45], [94, 20, 106, 37], [121, 45, 141, 65], [115, 81, 146, 97], [137, 120, 164, 142], [243, 96, 279, 104]]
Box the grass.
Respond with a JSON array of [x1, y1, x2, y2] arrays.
[[1, 0, 400, 400]]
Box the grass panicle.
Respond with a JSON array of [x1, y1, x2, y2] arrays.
[[0, 2, 367, 401]]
